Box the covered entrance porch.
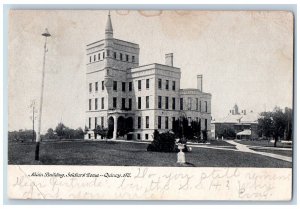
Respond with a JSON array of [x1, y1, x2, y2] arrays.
[[107, 110, 134, 140]]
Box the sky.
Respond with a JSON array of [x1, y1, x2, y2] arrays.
[[8, 10, 294, 133]]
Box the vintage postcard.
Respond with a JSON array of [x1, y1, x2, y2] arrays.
[[7, 10, 293, 200]]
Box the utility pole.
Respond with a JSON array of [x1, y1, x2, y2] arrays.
[[35, 28, 51, 161], [30, 100, 37, 142]]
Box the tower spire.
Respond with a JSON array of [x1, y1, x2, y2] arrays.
[[105, 10, 113, 39]]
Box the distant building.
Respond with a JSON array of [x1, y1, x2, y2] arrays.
[[85, 13, 212, 140], [211, 104, 259, 140]]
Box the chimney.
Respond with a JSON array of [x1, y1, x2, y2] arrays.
[[244, 110, 246, 115], [197, 75, 203, 92], [165, 53, 173, 67]]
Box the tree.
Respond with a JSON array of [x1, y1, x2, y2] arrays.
[[217, 124, 236, 139], [172, 117, 202, 142], [94, 125, 108, 139], [44, 128, 58, 140], [55, 123, 67, 139], [74, 128, 84, 139], [258, 106, 293, 147], [8, 129, 36, 142]]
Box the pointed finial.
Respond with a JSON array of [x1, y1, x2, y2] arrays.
[[105, 10, 113, 39]]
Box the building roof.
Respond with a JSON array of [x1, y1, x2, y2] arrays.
[[237, 129, 251, 136], [214, 111, 259, 124]]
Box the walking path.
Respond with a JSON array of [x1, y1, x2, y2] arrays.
[[226, 140, 292, 162]]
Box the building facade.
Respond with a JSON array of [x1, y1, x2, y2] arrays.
[[211, 104, 259, 140], [85, 13, 212, 140]]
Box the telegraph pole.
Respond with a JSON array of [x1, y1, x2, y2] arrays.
[[35, 28, 51, 161], [30, 100, 37, 142]]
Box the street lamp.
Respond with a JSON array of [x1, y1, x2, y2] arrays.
[[35, 28, 51, 161]]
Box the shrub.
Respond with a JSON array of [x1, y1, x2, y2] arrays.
[[147, 130, 176, 152]]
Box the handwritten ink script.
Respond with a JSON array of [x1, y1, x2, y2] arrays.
[[8, 166, 292, 200]]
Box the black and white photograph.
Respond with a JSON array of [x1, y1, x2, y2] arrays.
[[6, 9, 294, 200]]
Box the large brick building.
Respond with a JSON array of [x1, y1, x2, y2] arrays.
[[85, 13, 212, 140]]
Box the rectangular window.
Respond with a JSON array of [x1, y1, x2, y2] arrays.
[[205, 101, 208, 112], [102, 81, 104, 90], [199, 101, 202, 112], [95, 82, 98, 92], [196, 98, 199, 111], [122, 98, 126, 109], [138, 80, 142, 90], [98, 53, 101, 60], [103, 52, 105, 59], [137, 133, 141, 140], [138, 97, 141, 109], [172, 117, 176, 129], [120, 53, 123, 61], [166, 80, 169, 90], [165, 117, 169, 129], [180, 98, 183, 110], [113, 97, 117, 108], [101, 97, 104, 109], [145, 134, 149, 140], [132, 56, 135, 63], [158, 78, 162, 89], [95, 117, 97, 129], [89, 83, 92, 92], [113, 81, 117, 91], [158, 116, 161, 129], [126, 54, 129, 62], [89, 99, 92, 110], [95, 98, 98, 110], [94, 54, 96, 61], [88, 117, 91, 129], [172, 81, 176, 91], [205, 119, 208, 130], [165, 97, 169, 109], [146, 79, 149, 89], [188, 97, 192, 110], [107, 50, 110, 57], [122, 82, 126, 92], [199, 119, 202, 130], [101, 117, 104, 127], [128, 98, 132, 110], [146, 116, 149, 128], [129, 82, 132, 91], [114, 52, 117, 59], [138, 117, 141, 129], [89, 56, 92, 63], [158, 96, 162, 109], [146, 96, 149, 109], [172, 97, 176, 110]]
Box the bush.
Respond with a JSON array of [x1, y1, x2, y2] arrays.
[[147, 130, 176, 152]]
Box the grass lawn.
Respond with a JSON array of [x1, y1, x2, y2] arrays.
[[235, 140, 292, 148], [250, 148, 293, 157], [8, 140, 292, 167]]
